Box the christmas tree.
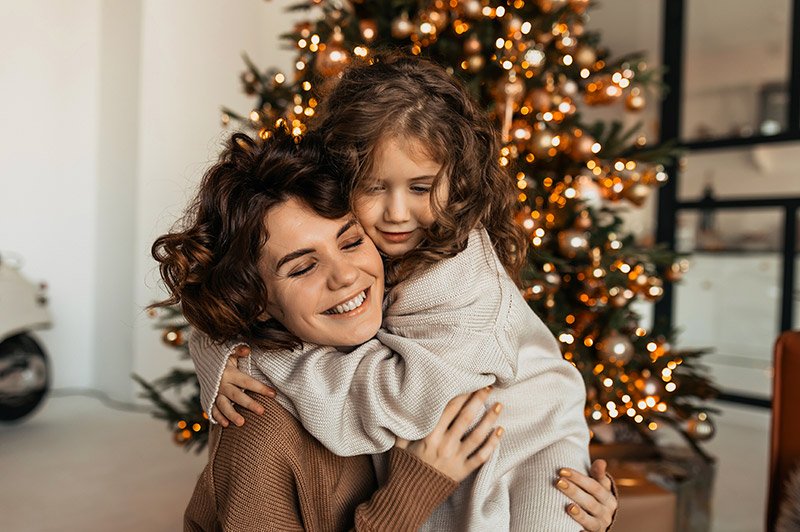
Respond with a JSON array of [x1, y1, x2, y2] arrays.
[[140, 0, 717, 457]]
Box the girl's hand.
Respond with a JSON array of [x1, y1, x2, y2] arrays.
[[557, 459, 618, 532], [210, 345, 276, 427], [394, 387, 503, 482]]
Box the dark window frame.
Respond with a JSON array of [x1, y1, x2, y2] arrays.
[[655, 0, 800, 409]]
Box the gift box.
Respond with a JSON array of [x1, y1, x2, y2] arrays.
[[592, 444, 717, 532]]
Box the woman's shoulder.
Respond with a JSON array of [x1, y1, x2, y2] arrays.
[[218, 393, 308, 456]]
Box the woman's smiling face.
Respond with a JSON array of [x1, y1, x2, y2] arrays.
[[259, 197, 384, 349]]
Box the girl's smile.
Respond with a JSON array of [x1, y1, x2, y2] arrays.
[[354, 139, 448, 257]]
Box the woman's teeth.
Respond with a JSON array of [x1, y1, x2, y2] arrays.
[[325, 290, 367, 315]]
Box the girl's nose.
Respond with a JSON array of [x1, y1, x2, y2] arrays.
[[385, 192, 410, 223]]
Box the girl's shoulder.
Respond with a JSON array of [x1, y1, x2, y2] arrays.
[[386, 227, 510, 313]]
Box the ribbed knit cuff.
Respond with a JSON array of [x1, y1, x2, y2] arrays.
[[355, 448, 458, 532], [189, 330, 248, 423]]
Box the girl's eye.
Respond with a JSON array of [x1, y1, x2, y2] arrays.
[[411, 185, 431, 194], [342, 237, 364, 250], [288, 263, 315, 277]]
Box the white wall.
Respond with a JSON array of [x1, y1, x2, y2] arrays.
[[0, 1, 101, 389], [0, 0, 302, 398]]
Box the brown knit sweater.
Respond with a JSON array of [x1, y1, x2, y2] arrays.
[[184, 393, 458, 532]]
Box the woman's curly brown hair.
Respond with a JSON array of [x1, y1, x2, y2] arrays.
[[314, 52, 527, 286], [150, 128, 350, 350]]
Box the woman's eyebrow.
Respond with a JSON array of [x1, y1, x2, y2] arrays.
[[276, 220, 357, 270], [276, 248, 314, 270], [337, 219, 357, 238]]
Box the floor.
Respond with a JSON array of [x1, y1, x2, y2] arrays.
[[0, 395, 770, 532]]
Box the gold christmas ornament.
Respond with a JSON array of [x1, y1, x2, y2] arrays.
[[498, 73, 526, 103], [558, 228, 590, 258], [575, 210, 592, 230], [464, 35, 482, 55], [427, 9, 448, 32], [530, 128, 557, 158], [569, 132, 596, 160], [462, 0, 483, 19], [466, 53, 486, 72], [527, 88, 553, 112], [359, 19, 378, 42], [625, 87, 646, 111], [624, 181, 651, 206], [315, 29, 351, 77], [391, 13, 414, 39], [162, 328, 185, 347], [598, 332, 634, 364], [574, 45, 597, 68], [686, 412, 715, 441]]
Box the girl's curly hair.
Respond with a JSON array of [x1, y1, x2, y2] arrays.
[[150, 128, 350, 350], [314, 52, 527, 285]]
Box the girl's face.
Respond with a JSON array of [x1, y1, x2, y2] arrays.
[[354, 139, 448, 257], [259, 197, 384, 349]]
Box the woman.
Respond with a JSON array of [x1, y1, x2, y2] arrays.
[[153, 128, 615, 531]]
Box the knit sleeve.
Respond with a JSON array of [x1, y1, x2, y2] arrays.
[[188, 330, 249, 422], [352, 448, 458, 532], [211, 417, 307, 531]]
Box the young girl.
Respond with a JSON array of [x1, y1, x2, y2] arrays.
[[192, 54, 616, 531]]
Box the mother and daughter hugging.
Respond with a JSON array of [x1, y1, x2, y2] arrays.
[[153, 53, 618, 532]]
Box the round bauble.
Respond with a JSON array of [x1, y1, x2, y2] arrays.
[[530, 128, 557, 158], [558, 228, 590, 258], [498, 73, 526, 103], [686, 412, 715, 441], [466, 53, 486, 72], [624, 181, 651, 207], [625, 88, 646, 111], [527, 88, 553, 112], [315, 41, 351, 77], [359, 19, 378, 42], [598, 332, 634, 364], [391, 13, 414, 39], [464, 35, 482, 55], [462, 0, 483, 18], [574, 210, 592, 230], [569, 132, 596, 160], [574, 45, 597, 68], [162, 328, 185, 348], [427, 9, 448, 32]]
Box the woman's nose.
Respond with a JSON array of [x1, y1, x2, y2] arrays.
[[327, 256, 359, 289]]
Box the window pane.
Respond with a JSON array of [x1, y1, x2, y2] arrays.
[[682, 0, 792, 142], [677, 144, 800, 202], [673, 210, 786, 399]]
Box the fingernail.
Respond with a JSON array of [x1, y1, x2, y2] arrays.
[[496, 426, 504, 437], [557, 479, 569, 490], [493, 403, 503, 414], [235, 418, 244, 427], [559, 468, 572, 477], [569, 504, 580, 515], [257, 407, 265, 415]]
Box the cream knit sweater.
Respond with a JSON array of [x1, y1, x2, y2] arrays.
[[191, 228, 591, 532]]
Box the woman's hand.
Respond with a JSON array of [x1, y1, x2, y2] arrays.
[[394, 387, 503, 482], [210, 345, 276, 427], [557, 459, 618, 532]]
